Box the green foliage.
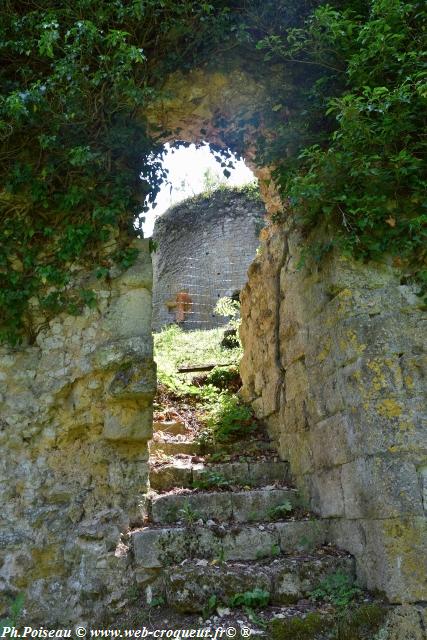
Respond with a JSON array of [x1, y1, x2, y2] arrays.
[[0, 0, 232, 343], [269, 604, 387, 640], [310, 571, 362, 608], [205, 365, 240, 389], [0, 593, 25, 630], [178, 500, 200, 525], [268, 500, 294, 520], [149, 596, 165, 609], [192, 471, 231, 490], [215, 296, 241, 338], [154, 325, 242, 392], [202, 594, 218, 620], [254, 0, 427, 293], [204, 391, 257, 443], [2, 0, 425, 343], [229, 587, 270, 609]]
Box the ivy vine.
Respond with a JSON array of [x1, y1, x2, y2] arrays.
[[1, 0, 426, 344]]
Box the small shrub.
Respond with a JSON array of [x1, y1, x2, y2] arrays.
[[206, 392, 257, 442], [0, 593, 25, 630], [178, 501, 200, 525], [229, 587, 270, 609], [193, 471, 231, 490], [202, 594, 218, 620], [149, 596, 165, 608], [268, 500, 294, 520], [310, 571, 362, 608], [205, 366, 240, 390]]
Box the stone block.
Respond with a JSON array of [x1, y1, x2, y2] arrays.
[[380, 605, 427, 640], [230, 488, 299, 523], [306, 367, 345, 421], [248, 459, 290, 486], [341, 456, 424, 519], [309, 468, 345, 518], [328, 519, 368, 563], [151, 492, 233, 524], [165, 561, 272, 613], [222, 526, 278, 561], [131, 528, 174, 568], [164, 553, 355, 613], [149, 461, 195, 491], [104, 289, 152, 339], [279, 432, 313, 476], [153, 420, 188, 435], [343, 395, 427, 459], [94, 336, 153, 369], [276, 520, 330, 553], [113, 240, 152, 292], [361, 517, 427, 603], [281, 397, 311, 434], [108, 358, 156, 403], [284, 360, 309, 403], [309, 413, 353, 469], [103, 404, 153, 442], [271, 554, 355, 605]]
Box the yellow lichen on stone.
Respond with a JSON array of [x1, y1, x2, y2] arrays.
[[346, 329, 367, 356], [377, 398, 403, 418], [405, 375, 414, 389], [31, 545, 66, 579], [367, 359, 388, 392], [317, 336, 332, 362]]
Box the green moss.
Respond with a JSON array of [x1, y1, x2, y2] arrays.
[[269, 613, 329, 640], [268, 605, 388, 640], [335, 604, 388, 640]]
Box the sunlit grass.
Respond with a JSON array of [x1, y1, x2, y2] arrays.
[[154, 324, 242, 386]]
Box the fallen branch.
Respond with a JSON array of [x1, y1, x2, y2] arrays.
[[177, 363, 235, 373]]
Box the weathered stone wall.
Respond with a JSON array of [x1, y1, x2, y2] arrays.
[[152, 189, 264, 331], [1, 61, 425, 627], [240, 223, 427, 604], [0, 239, 155, 624]]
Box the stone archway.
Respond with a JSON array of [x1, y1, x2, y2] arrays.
[[144, 68, 426, 610], [1, 63, 425, 625]]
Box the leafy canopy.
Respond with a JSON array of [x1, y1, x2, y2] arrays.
[[1, 0, 426, 344], [255, 0, 426, 292], [0, 0, 231, 343]]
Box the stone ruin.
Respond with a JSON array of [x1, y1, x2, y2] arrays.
[[151, 187, 264, 331], [0, 64, 425, 632]]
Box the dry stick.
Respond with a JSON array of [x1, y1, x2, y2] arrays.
[[177, 363, 235, 373]]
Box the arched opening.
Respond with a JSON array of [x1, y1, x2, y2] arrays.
[[141, 140, 272, 493], [144, 142, 262, 332]]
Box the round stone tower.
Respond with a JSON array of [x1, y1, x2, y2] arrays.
[[152, 186, 265, 331]]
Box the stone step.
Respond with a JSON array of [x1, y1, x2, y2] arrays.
[[131, 519, 329, 569], [153, 420, 189, 435], [163, 551, 355, 613], [150, 460, 291, 492], [149, 439, 201, 456], [149, 438, 277, 460], [150, 487, 300, 525]]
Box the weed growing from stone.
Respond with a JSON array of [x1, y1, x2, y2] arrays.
[[178, 501, 200, 526], [309, 570, 362, 608], [193, 471, 231, 491], [229, 587, 270, 611], [268, 500, 294, 520]]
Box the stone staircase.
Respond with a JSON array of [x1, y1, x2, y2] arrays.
[[126, 413, 357, 629]]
